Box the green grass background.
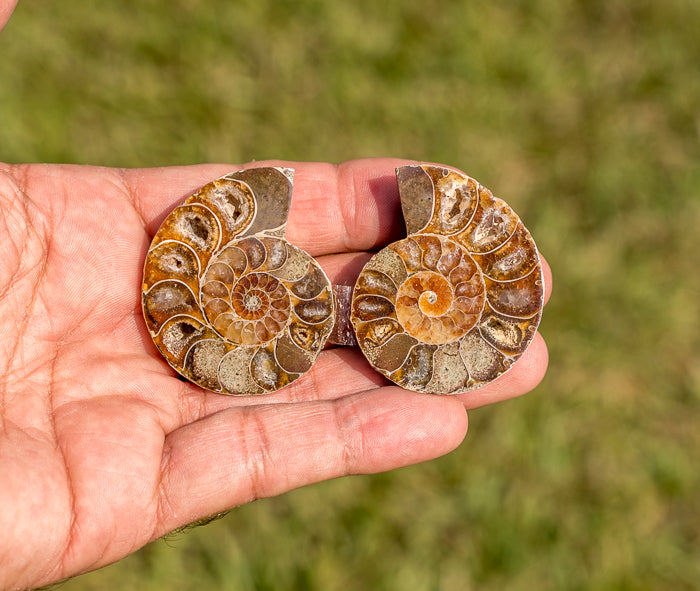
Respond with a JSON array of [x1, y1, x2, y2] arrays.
[[2, 0, 699, 589]]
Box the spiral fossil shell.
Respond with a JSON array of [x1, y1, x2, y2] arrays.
[[351, 165, 544, 394], [142, 167, 335, 395]]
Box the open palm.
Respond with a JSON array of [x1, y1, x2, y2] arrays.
[[0, 159, 550, 589]]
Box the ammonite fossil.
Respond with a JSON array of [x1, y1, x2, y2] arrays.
[[351, 165, 544, 394], [142, 167, 335, 395]]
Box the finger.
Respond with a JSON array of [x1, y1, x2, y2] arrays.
[[125, 158, 414, 255], [155, 388, 468, 535], [126, 159, 554, 268]]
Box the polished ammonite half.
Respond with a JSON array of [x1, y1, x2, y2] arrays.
[[142, 167, 335, 395], [351, 165, 544, 394]]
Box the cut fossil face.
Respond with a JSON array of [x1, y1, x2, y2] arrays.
[[142, 167, 335, 395], [350, 165, 544, 394]]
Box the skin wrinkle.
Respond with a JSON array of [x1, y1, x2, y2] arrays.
[[0, 178, 20, 422], [135, 387, 177, 438], [0, 206, 24, 301], [349, 165, 382, 252], [304, 359, 327, 405], [116, 167, 154, 238], [0, 381, 4, 432], [176, 385, 220, 433], [279, 352, 349, 406], [0, 220, 54, 440], [2, 163, 29, 199], [17, 164, 61, 222], [53, 420, 79, 584], [333, 163, 354, 254], [156, 434, 181, 537], [46, 346, 61, 440], [8, 163, 31, 196], [245, 406, 279, 502], [58, 503, 103, 583], [332, 394, 361, 476], [0, 174, 34, 297], [351, 166, 372, 252], [54, 299, 103, 345], [157, 404, 244, 534], [7, 190, 54, 356], [99, 304, 139, 344], [34, 278, 62, 340]]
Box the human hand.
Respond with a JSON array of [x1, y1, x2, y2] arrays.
[[0, 159, 551, 589]]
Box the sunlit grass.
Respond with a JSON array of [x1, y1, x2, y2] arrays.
[[2, 0, 699, 589]]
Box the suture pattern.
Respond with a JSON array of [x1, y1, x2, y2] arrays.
[[142, 167, 334, 395], [351, 165, 544, 394]]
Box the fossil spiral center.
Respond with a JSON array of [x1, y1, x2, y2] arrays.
[[231, 274, 281, 321], [408, 273, 452, 317], [395, 263, 485, 345], [201, 265, 292, 345], [239, 289, 268, 316], [423, 291, 437, 304]]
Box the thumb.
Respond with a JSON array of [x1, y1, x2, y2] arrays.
[[154, 388, 469, 535]]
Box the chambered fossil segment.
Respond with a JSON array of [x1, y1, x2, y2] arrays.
[[351, 165, 544, 394], [142, 167, 335, 395]]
